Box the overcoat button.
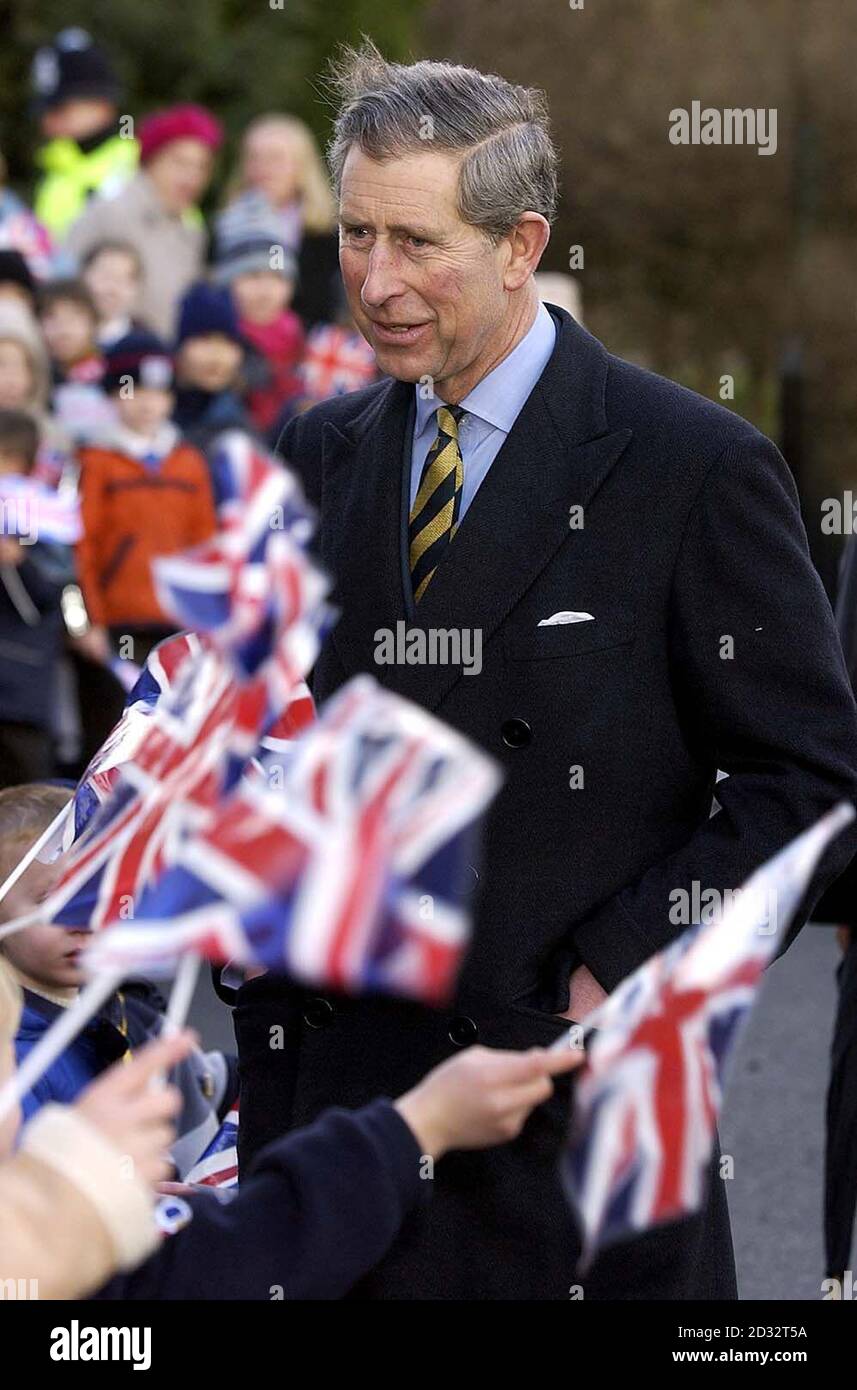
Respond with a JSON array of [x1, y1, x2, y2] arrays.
[[501, 718, 532, 748], [448, 1016, 479, 1047], [303, 996, 334, 1029]]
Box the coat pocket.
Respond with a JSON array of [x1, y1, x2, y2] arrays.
[[504, 607, 636, 661]]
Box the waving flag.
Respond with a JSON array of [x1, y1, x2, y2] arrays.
[[152, 433, 332, 678], [0, 474, 81, 545], [71, 632, 205, 843], [563, 802, 855, 1270], [48, 645, 242, 931], [185, 1102, 240, 1190], [84, 677, 503, 1006], [152, 435, 332, 746]]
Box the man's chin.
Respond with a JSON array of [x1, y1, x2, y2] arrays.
[[372, 345, 437, 383]]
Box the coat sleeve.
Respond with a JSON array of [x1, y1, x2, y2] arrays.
[[570, 433, 857, 992], [1, 1105, 157, 1299], [75, 451, 107, 625], [93, 1098, 428, 1301]]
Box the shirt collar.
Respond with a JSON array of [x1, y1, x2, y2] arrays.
[[110, 421, 180, 461], [414, 299, 557, 435]]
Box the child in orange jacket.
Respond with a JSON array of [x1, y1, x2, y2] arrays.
[[76, 330, 216, 664]]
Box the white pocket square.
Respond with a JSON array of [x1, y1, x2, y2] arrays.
[[537, 610, 594, 627]]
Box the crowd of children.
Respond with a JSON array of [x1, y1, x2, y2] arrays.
[[0, 25, 380, 788]]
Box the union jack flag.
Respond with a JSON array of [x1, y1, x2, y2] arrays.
[[71, 632, 203, 842], [84, 676, 503, 1006], [184, 1101, 240, 1190], [49, 645, 243, 931], [562, 802, 855, 1269], [151, 434, 332, 738], [0, 474, 82, 545], [299, 325, 379, 401]]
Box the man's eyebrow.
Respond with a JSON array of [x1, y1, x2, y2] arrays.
[[338, 213, 438, 239]]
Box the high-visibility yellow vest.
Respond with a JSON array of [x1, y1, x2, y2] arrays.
[[34, 134, 139, 239]]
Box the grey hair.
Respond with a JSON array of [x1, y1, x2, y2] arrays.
[[326, 39, 558, 240]]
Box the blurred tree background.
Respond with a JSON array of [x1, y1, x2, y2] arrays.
[[0, 0, 853, 586], [425, 0, 857, 590]]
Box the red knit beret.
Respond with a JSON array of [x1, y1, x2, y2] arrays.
[[139, 103, 224, 164]]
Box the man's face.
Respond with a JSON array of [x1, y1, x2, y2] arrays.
[[41, 98, 116, 143], [0, 857, 87, 991], [338, 148, 512, 400]]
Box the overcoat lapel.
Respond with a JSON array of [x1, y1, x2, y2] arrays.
[[318, 309, 633, 711]]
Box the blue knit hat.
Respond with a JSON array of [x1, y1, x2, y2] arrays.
[[103, 329, 173, 395], [175, 282, 244, 348]]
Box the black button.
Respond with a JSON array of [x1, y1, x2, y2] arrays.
[[303, 996, 334, 1029], [501, 718, 532, 748], [448, 1015, 478, 1047]]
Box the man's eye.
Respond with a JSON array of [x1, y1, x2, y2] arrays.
[[343, 226, 370, 241], [406, 236, 429, 249]]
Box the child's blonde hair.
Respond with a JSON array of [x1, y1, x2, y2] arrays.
[[0, 783, 72, 888]]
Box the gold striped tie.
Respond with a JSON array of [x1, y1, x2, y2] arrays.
[[409, 405, 465, 603]]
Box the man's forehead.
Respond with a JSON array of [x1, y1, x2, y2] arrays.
[[339, 147, 461, 224]]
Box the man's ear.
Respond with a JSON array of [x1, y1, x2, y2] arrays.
[[502, 213, 551, 292]]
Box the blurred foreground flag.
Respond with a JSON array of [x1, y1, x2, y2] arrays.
[[49, 643, 244, 931], [85, 676, 503, 1007], [70, 632, 204, 844], [563, 802, 855, 1270], [185, 1101, 239, 1190], [0, 473, 82, 545], [152, 433, 333, 687]]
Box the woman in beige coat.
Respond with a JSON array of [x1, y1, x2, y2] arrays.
[[0, 957, 193, 1299], [64, 105, 223, 340]]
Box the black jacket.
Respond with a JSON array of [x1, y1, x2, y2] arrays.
[[94, 1099, 424, 1300], [0, 541, 71, 729], [231, 305, 857, 1299]]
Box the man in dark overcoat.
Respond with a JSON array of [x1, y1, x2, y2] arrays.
[[229, 42, 857, 1299]]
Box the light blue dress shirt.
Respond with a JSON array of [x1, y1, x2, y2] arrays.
[[409, 301, 558, 518]]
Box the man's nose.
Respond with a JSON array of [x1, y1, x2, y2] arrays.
[[360, 246, 408, 309]]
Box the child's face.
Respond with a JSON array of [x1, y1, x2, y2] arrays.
[[231, 271, 292, 326], [0, 448, 29, 477], [0, 858, 88, 991], [0, 340, 34, 409], [40, 300, 96, 365], [178, 334, 242, 392], [84, 251, 140, 323], [0, 285, 35, 314], [114, 385, 174, 438]]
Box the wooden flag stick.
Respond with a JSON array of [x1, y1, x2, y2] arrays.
[[0, 968, 123, 1123], [0, 803, 72, 908], [163, 951, 202, 1036]]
